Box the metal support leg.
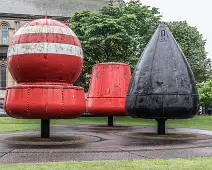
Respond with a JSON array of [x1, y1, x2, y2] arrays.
[[41, 119, 50, 138], [156, 119, 166, 135], [108, 116, 114, 126]]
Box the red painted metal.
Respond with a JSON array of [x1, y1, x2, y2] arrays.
[[5, 18, 86, 119], [8, 54, 83, 85], [8, 19, 83, 84], [5, 85, 85, 119], [11, 34, 82, 47], [87, 62, 131, 116]]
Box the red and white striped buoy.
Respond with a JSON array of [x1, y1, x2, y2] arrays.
[[8, 19, 83, 85], [5, 19, 86, 120]]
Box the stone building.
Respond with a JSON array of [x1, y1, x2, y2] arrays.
[[0, 0, 124, 105]]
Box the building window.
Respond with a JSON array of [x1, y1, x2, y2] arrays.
[[2, 24, 8, 45], [1, 65, 6, 90]]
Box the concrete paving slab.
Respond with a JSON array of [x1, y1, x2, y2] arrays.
[[132, 147, 212, 159], [0, 149, 13, 153], [0, 151, 143, 164], [11, 148, 123, 153], [0, 125, 212, 163], [0, 153, 8, 158]]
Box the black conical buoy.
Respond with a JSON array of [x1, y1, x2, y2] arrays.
[[126, 22, 199, 133]]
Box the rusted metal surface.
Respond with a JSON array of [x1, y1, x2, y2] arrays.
[[5, 19, 86, 119], [87, 62, 131, 116]]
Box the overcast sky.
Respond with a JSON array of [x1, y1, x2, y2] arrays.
[[124, 0, 212, 62]]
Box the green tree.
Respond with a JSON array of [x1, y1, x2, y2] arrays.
[[70, 2, 211, 91], [168, 21, 212, 83], [198, 80, 212, 106], [70, 1, 161, 91]]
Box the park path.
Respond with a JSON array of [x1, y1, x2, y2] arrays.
[[0, 125, 212, 163]]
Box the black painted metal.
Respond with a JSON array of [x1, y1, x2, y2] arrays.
[[41, 119, 50, 138], [108, 116, 114, 126], [156, 119, 166, 135], [126, 22, 200, 119]]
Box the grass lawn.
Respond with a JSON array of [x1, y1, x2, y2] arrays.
[[1, 157, 212, 170], [0, 115, 211, 132]]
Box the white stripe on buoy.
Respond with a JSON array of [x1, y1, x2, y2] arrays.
[[15, 26, 77, 37], [7, 43, 83, 58]]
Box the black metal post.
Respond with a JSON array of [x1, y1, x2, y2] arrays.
[[156, 119, 166, 135], [41, 119, 50, 138], [108, 116, 114, 126]]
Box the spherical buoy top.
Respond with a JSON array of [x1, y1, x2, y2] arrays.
[[8, 19, 83, 85]]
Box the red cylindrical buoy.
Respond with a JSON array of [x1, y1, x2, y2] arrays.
[[5, 85, 85, 119], [5, 18, 86, 119], [87, 62, 131, 116]]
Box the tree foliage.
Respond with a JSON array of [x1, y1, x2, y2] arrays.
[[70, 1, 161, 91], [70, 2, 211, 91], [168, 21, 212, 83], [198, 80, 212, 106]]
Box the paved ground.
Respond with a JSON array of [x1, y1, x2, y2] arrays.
[[1, 124, 212, 164]]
